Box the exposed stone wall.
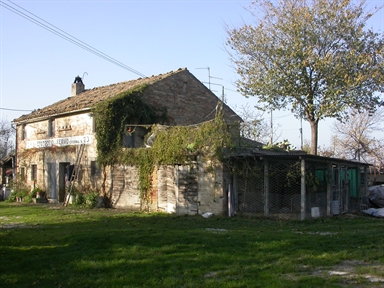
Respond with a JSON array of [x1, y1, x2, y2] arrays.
[[110, 165, 141, 209], [197, 159, 227, 215], [16, 114, 94, 150], [104, 160, 226, 215], [14, 71, 234, 212], [144, 70, 240, 126], [176, 164, 199, 215], [156, 166, 176, 213], [15, 113, 98, 198]]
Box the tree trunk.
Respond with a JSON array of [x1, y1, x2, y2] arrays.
[[309, 120, 318, 155]]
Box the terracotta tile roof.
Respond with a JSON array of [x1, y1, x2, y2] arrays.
[[14, 68, 188, 123]]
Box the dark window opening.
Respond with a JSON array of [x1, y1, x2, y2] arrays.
[[123, 125, 135, 148], [91, 161, 100, 176], [48, 119, 55, 137], [92, 116, 96, 133], [31, 165, 37, 181], [21, 125, 26, 140], [67, 164, 75, 181], [20, 167, 25, 181]]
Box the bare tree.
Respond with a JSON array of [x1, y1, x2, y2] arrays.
[[0, 119, 15, 160], [331, 108, 384, 165], [235, 104, 280, 144], [317, 141, 337, 158]]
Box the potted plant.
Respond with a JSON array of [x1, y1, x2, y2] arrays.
[[16, 189, 28, 202], [31, 187, 47, 203]]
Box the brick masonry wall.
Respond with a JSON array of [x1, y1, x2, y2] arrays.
[[144, 70, 240, 126]]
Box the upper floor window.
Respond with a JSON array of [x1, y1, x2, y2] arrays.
[[21, 125, 26, 140], [92, 116, 97, 133], [122, 125, 135, 148], [48, 119, 55, 137]]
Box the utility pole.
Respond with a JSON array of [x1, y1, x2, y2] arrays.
[[300, 120, 303, 150], [300, 105, 304, 150], [270, 110, 273, 144]]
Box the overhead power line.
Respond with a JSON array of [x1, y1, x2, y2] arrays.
[[0, 107, 32, 112], [0, 0, 147, 78]]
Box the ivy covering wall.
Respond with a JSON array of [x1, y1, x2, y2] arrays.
[[92, 84, 236, 203], [91, 84, 166, 165]]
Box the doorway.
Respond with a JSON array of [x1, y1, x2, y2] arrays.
[[59, 162, 70, 202], [47, 163, 57, 200]]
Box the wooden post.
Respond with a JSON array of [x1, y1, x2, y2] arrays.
[[233, 172, 237, 213], [264, 160, 269, 217], [327, 163, 332, 216], [363, 166, 368, 196], [301, 159, 306, 220], [228, 183, 234, 217], [345, 167, 350, 213]]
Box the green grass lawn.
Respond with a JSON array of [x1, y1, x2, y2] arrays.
[[1, 202, 384, 288]]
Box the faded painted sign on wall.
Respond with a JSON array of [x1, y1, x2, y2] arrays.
[[26, 135, 93, 149]]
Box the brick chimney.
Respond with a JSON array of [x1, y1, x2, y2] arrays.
[[71, 75, 85, 96]]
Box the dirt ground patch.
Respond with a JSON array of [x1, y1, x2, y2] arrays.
[[328, 260, 384, 286], [287, 260, 384, 287]]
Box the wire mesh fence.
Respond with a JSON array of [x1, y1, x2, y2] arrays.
[[233, 157, 364, 220], [235, 159, 264, 215], [268, 159, 301, 219], [305, 160, 329, 218]]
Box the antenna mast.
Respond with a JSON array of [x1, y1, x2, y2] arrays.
[[196, 66, 211, 90]]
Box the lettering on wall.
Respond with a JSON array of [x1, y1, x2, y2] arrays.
[[26, 135, 93, 149]]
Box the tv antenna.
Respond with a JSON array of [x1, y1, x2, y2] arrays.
[[196, 66, 222, 91]]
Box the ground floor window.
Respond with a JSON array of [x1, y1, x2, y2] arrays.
[[91, 161, 100, 176], [31, 164, 37, 181], [20, 167, 25, 181]]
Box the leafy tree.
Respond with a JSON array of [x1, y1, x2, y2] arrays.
[[330, 108, 384, 165], [0, 119, 15, 160], [226, 0, 384, 155]]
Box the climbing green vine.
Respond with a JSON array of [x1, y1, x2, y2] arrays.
[[119, 109, 236, 203], [150, 115, 234, 164], [92, 84, 166, 165], [92, 87, 237, 205]]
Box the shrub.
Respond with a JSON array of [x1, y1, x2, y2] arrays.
[[23, 194, 33, 203], [74, 193, 85, 206], [85, 191, 99, 208], [5, 191, 16, 202], [17, 189, 29, 199], [31, 187, 44, 198]]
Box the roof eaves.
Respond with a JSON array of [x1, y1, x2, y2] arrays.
[[14, 107, 92, 125]]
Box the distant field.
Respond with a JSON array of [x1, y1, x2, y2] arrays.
[[1, 202, 384, 288]]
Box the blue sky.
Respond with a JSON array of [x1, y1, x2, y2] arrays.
[[1, 0, 383, 149]]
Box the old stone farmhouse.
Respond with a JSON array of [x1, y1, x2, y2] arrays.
[[13, 68, 242, 215], [13, 67, 371, 219]]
